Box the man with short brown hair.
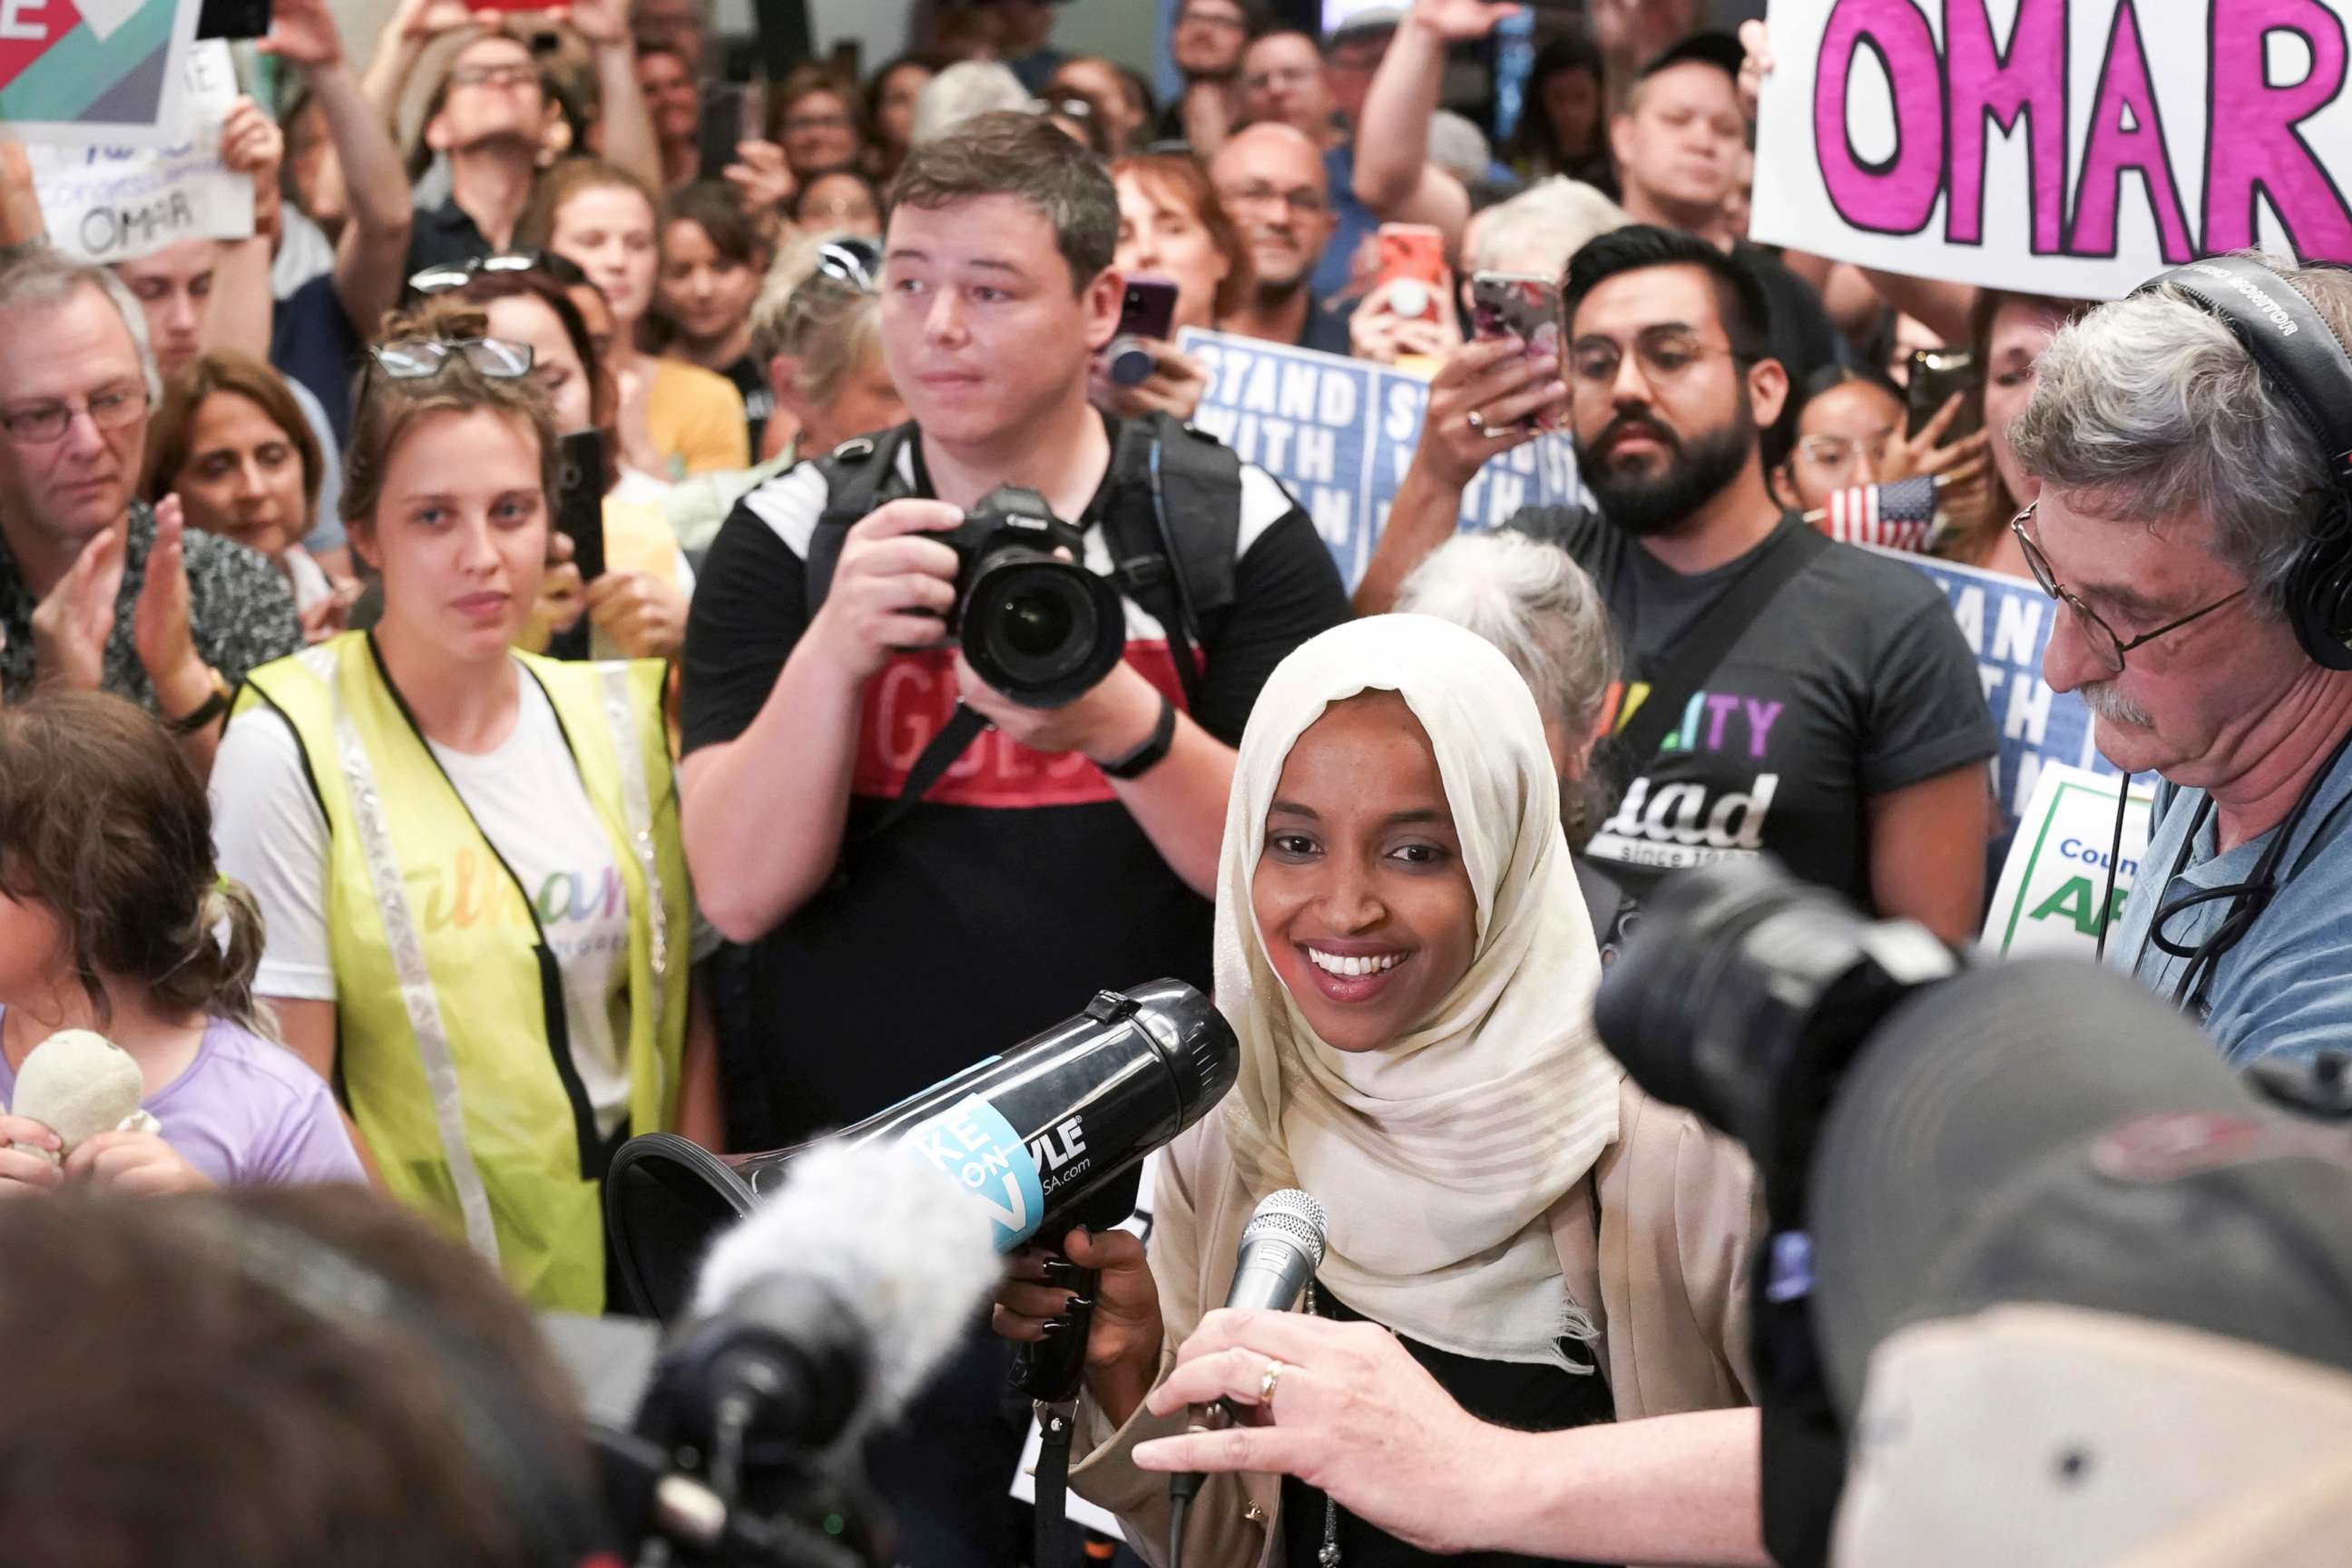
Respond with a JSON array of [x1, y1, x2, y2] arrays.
[[682, 103, 1348, 1568]]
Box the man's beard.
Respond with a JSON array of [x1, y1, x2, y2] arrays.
[[1577, 397, 1756, 538], [1251, 259, 1309, 303]]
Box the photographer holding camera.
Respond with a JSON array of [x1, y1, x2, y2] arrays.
[[679, 110, 1347, 1564]]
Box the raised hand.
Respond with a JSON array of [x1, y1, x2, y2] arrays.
[[1408, 336, 1565, 489], [132, 496, 207, 709], [1736, 19, 1773, 121], [256, 0, 346, 70], [218, 96, 286, 181], [723, 139, 796, 216], [1408, 0, 1523, 44], [387, 0, 472, 47], [551, 0, 632, 50], [30, 525, 127, 692]]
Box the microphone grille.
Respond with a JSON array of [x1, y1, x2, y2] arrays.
[[1241, 1188, 1328, 1268]]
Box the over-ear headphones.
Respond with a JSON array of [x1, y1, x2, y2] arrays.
[[2132, 256, 2352, 671]]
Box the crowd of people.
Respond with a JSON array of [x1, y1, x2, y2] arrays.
[[3, 0, 2347, 1565]]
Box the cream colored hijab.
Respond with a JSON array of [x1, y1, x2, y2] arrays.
[[1218, 614, 1623, 1369]]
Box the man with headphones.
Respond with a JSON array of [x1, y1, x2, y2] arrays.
[[2011, 254, 2352, 1066]]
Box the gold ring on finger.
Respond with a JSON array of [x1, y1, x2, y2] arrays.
[[1258, 1357, 1287, 1410]]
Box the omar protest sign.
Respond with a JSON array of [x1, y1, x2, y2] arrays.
[[27, 38, 250, 264], [1750, 0, 2352, 298], [0, 0, 202, 145]]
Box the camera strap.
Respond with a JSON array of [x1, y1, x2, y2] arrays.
[[1608, 521, 1831, 774], [852, 704, 992, 847]]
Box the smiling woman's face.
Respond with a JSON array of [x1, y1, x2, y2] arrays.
[[1250, 691, 1477, 1054]]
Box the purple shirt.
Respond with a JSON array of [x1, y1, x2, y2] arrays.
[[0, 1010, 366, 1188]]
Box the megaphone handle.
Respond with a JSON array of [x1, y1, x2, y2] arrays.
[[1014, 1262, 1098, 1404]]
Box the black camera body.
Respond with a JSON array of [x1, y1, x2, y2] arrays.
[[940, 486, 1127, 709], [1594, 859, 1960, 1218]]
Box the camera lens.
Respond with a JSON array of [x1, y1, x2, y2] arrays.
[[1001, 587, 1075, 659], [980, 566, 1097, 679], [962, 551, 1126, 708]]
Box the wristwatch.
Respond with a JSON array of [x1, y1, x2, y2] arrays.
[[1098, 694, 1179, 780], [166, 666, 232, 736]]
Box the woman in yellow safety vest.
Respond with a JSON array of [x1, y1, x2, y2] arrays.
[[212, 300, 720, 1313]]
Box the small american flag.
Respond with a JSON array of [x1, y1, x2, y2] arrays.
[[1808, 475, 1941, 552]]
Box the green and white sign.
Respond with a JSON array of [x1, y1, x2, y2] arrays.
[[1983, 761, 2155, 958]]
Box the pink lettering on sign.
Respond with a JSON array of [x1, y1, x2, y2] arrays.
[[1815, 0, 1945, 235], [2204, 0, 2352, 259], [1944, 0, 2067, 251], [2069, 2, 2194, 262]]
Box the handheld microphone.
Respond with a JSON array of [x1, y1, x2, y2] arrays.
[[607, 1138, 1002, 1567], [638, 1138, 1003, 1455], [606, 979, 1240, 1322], [1220, 1190, 1329, 1317], [1168, 1190, 1329, 1520]]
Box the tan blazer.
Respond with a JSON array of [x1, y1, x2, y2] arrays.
[[1067, 1078, 1760, 1568]]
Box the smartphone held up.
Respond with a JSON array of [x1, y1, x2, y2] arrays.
[[1104, 276, 1181, 387], [1470, 271, 1565, 433]]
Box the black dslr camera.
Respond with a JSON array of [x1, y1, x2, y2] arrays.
[[939, 485, 1126, 709]]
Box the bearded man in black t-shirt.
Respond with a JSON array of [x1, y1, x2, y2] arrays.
[[1367, 225, 1995, 948]]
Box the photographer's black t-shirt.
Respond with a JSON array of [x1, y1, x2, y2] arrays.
[[1534, 513, 1995, 916], [681, 420, 1348, 1146]]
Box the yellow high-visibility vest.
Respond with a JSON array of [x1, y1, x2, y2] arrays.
[[237, 632, 691, 1311]]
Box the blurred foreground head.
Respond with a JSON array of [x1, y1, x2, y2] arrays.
[[0, 1186, 593, 1568]]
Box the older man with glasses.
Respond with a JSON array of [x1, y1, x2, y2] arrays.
[[2010, 259, 2352, 1067], [0, 248, 300, 771]]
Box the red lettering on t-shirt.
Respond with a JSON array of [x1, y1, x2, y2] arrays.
[[852, 642, 1191, 808]]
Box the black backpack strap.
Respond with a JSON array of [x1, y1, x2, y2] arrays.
[[1613, 523, 1831, 769], [804, 423, 918, 619], [1098, 416, 1243, 713]]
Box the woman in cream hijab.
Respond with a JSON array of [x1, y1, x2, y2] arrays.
[[993, 615, 1759, 1568]]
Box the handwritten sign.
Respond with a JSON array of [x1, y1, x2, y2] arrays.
[[1982, 761, 2154, 957], [0, 0, 201, 146], [1750, 0, 2352, 298], [1178, 328, 1592, 586], [28, 38, 250, 262]]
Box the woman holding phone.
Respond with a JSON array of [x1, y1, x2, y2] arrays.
[[412, 259, 695, 660], [1098, 152, 1250, 423], [211, 305, 720, 1312]]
